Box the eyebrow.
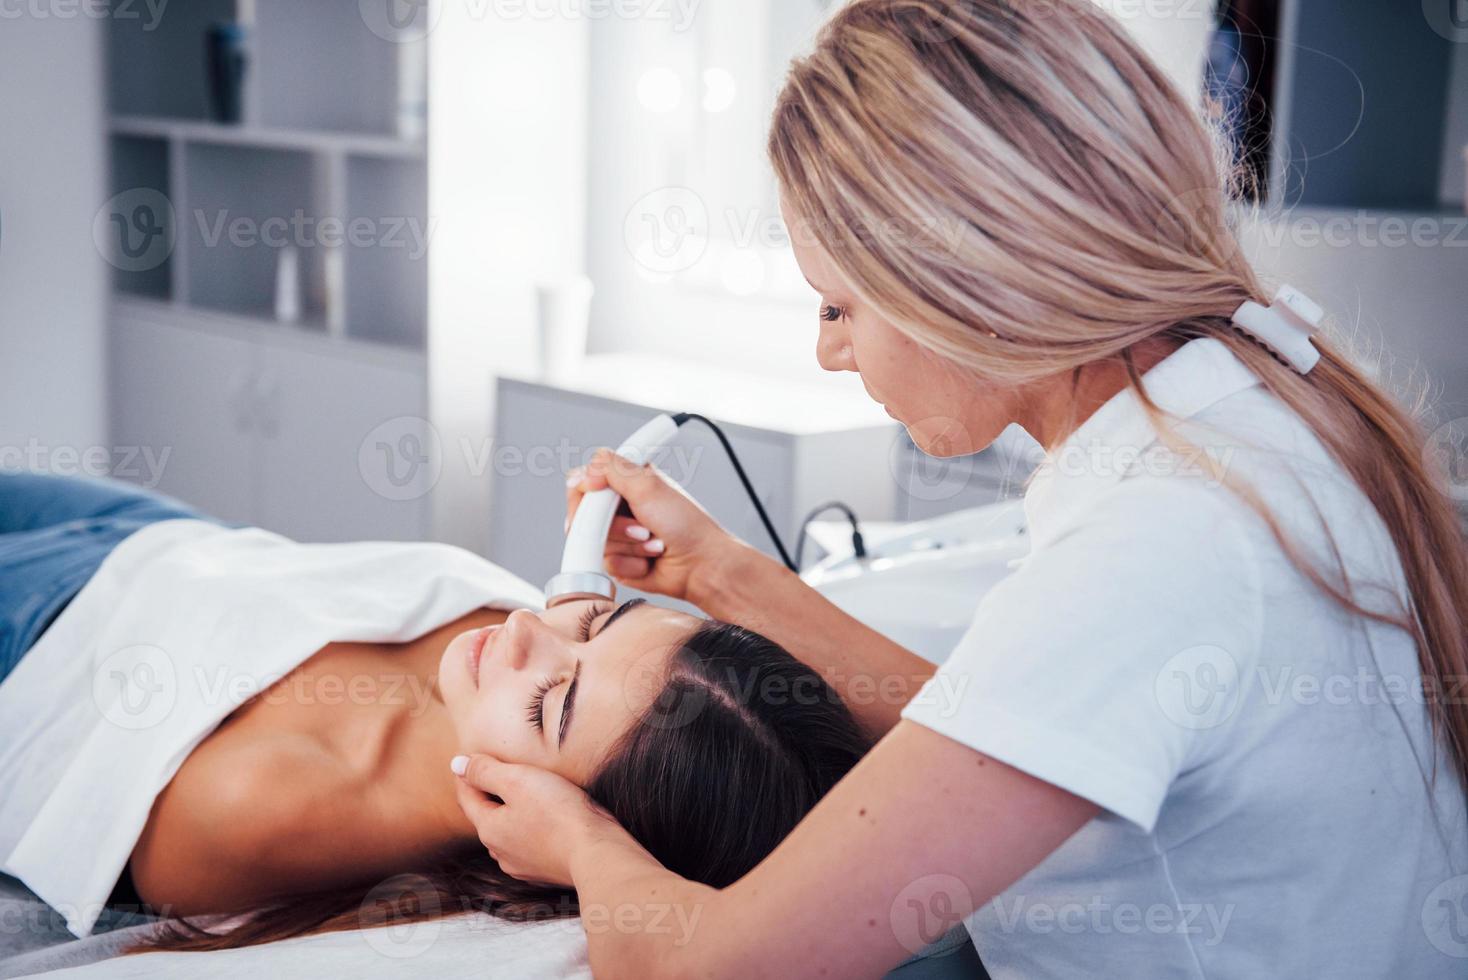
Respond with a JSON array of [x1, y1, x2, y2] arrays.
[[557, 598, 646, 748], [556, 661, 580, 749], [601, 597, 646, 633]]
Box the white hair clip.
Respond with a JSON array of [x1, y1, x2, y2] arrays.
[[1230, 285, 1323, 374]]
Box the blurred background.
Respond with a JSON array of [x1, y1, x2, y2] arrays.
[[0, 0, 1465, 590]]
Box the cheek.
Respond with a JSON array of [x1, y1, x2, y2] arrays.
[[865, 334, 1016, 457], [436, 633, 471, 706], [903, 375, 1017, 457], [854, 323, 943, 413], [454, 695, 534, 761], [438, 661, 535, 761]]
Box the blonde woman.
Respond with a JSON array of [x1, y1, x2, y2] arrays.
[[451, 1, 1468, 976]]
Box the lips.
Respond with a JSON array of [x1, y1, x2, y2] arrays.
[[466, 627, 492, 688]]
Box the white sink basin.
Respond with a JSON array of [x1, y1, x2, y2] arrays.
[[802, 500, 1029, 664]]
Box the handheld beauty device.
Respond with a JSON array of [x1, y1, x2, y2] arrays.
[[544, 413, 688, 607], [543, 411, 825, 607]]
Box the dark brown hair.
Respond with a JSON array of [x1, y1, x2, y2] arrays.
[[128, 619, 870, 952]]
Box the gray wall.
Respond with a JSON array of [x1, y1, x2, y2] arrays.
[[1243, 212, 1468, 417], [1279, 0, 1454, 209], [1441, 43, 1468, 208], [0, 15, 107, 459]]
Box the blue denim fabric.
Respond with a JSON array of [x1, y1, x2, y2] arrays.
[[0, 472, 227, 683]]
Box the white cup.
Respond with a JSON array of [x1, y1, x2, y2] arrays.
[[536, 277, 595, 384]]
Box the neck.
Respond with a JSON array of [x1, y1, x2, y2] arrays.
[[1022, 336, 1182, 450], [376, 696, 482, 848]]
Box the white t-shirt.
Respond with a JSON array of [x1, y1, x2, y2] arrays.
[[901, 338, 1468, 977], [0, 520, 544, 937]]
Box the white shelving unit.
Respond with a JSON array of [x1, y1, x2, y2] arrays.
[[105, 0, 428, 350], [109, 115, 425, 160], [103, 0, 431, 541], [104, 1, 592, 551], [106, 123, 429, 349]]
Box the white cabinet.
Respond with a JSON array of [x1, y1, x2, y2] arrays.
[[110, 301, 429, 542], [110, 313, 259, 526], [254, 342, 429, 542]]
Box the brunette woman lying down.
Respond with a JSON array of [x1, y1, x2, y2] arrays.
[[0, 472, 867, 952]]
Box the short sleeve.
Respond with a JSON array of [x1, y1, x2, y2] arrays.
[[900, 479, 1263, 832]]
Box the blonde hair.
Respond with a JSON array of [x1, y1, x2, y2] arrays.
[[770, 0, 1468, 801]]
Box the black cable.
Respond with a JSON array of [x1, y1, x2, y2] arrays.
[[672, 412, 799, 572], [795, 501, 867, 572]]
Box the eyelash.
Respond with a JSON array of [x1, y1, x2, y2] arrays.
[[525, 676, 555, 732], [821, 304, 846, 323], [577, 602, 610, 642]]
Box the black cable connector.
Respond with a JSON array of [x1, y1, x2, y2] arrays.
[[673, 413, 800, 572], [794, 501, 867, 572]]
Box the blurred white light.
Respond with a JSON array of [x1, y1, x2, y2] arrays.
[[720, 249, 766, 296], [637, 67, 683, 113], [632, 242, 675, 284], [702, 68, 737, 113]]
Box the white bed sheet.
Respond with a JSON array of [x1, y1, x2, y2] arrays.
[[9, 914, 590, 979]]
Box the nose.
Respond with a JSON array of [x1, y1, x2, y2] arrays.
[[815, 321, 857, 373], [500, 609, 574, 673]]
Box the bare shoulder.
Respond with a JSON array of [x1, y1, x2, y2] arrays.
[[129, 731, 361, 915]]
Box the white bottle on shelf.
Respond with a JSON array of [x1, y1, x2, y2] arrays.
[[397, 39, 428, 142], [274, 245, 301, 324], [324, 246, 346, 337]]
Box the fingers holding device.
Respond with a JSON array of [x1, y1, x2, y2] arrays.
[[552, 412, 798, 607], [546, 413, 686, 607]]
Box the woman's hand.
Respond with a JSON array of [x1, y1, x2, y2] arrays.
[[565, 449, 751, 605], [451, 753, 641, 887]]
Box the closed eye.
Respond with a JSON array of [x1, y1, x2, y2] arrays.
[[576, 602, 609, 642], [525, 675, 554, 732]]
